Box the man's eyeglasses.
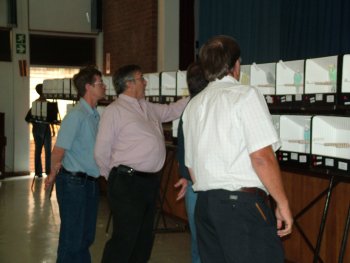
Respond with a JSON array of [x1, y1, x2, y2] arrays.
[[92, 81, 106, 87], [133, 77, 145, 82]]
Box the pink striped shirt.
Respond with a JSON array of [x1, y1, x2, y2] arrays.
[[95, 94, 188, 177]]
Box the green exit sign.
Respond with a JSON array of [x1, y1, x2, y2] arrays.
[[16, 34, 26, 54]]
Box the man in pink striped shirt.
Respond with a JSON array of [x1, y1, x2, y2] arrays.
[[95, 64, 188, 263]]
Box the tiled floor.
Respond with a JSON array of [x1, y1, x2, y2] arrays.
[[0, 176, 191, 263]]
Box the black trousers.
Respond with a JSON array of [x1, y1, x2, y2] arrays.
[[102, 167, 160, 263], [32, 122, 51, 175], [196, 189, 284, 263]]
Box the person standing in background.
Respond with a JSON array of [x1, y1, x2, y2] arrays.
[[175, 61, 208, 263], [182, 35, 293, 263], [27, 84, 52, 178], [45, 66, 106, 263], [95, 64, 189, 263]]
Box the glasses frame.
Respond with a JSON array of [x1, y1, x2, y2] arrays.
[[92, 81, 106, 87]]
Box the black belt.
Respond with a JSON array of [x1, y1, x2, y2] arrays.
[[116, 165, 159, 178], [61, 167, 99, 182], [239, 187, 268, 201]]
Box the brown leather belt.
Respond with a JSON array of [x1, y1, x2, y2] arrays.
[[239, 187, 268, 201]]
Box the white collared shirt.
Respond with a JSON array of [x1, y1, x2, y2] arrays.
[[182, 75, 280, 192]]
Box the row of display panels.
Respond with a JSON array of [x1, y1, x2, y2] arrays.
[[42, 71, 188, 102], [42, 54, 350, 107], [241, 54, 350, 107], [172, 115, 350, 165], [63, 100, 350, 176], [173, 115, 350, 176], [271, 115, 350, 176]]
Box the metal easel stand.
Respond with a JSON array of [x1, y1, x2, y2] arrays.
[[338, 202, 350, 263], [292, 172, 350, 263], [154, 144, 188, 233], [312, 175, 337, 263], [291, 174, 337, 263]]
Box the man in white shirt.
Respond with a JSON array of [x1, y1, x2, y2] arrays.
[[182, 35, 293, 263]]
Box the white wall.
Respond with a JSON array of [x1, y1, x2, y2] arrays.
[[28, 0, 92, 33], [0, 0, 30, 173], [158, 0, 179, 71]]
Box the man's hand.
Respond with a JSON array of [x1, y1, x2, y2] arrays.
[[44, 162, 61, 190], [44, 173, 56, 191], [174, 178, 188, 201], [44, 146, 65, 191], [250, 146, 293, 237], [275, 203, 293, 237]]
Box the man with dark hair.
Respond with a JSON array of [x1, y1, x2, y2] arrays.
[[95, 64, 189, 263], [175, 61, 208, 263], [182, 35, 293, 263], [45, 66, 106, 263]]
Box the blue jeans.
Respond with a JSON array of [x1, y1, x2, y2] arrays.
[[185, 181, 201, 263], [32, 123, 51, 175], [55, 171, 99, 263]]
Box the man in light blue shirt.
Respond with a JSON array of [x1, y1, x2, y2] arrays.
[[45, 66, 106, 263]]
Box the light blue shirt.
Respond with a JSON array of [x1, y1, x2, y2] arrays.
[[56, 98, 100, 177]]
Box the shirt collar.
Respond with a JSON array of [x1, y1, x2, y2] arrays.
[[119, 94, 145, 104], [79, 98, 96, 115], [215, 75, 239, 84]]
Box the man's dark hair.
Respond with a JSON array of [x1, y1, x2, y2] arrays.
[[73, 66, 102, 97], [113, 64, 142, 95], [199, 35, 241, 82], [187, 62, 208, 98], [35, 84, 43, 95]]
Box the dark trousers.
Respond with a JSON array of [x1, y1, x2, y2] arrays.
[[196, 189, 284, 263], [32, 123, 51, 175], [55, 171, 99, 263], [102, 167, 160, 263]]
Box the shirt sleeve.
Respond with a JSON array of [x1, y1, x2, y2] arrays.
[[94, 105, 117, 177], [182, 106, 193, 170], [56, 110, 81, 150], [151, 97, 189, 123], [240, 88, 281, 153]]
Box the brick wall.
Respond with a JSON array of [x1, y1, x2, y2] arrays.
[[103, 0, 158, 74]]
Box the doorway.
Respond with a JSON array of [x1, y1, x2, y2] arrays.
[[29, 67, 79, 175]]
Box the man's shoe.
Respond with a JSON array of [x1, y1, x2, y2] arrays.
[[36, 174, 43, 178]]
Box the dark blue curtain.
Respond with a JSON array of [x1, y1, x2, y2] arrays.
[[198, 0, 350, 64], [198, 0, 281, 64], [280, 0, 350, 60]]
